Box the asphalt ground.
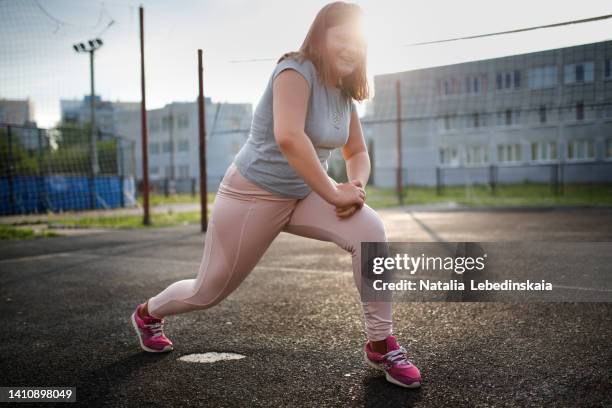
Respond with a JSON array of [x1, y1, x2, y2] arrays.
[[1, 207, 611, 407]]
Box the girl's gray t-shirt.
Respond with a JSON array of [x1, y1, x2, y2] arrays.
[[233, 56, 356, 199]]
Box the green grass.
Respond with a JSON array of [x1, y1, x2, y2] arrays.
[[46, 210, 209, 230], [136, 183, 612, 211], [0, 225, 61, 240], [136, 192, 215, 206], [3, 183, 610, 236], [365, 182, 612, 208]]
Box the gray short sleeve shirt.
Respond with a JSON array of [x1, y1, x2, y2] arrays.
[[233, 56, 356, 199]]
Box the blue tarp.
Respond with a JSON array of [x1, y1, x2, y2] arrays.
[[0, 175, 136, 215]]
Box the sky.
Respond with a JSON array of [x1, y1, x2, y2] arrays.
[[1, 0, 612, 127]]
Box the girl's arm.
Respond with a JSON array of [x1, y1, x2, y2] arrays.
[[342, 108, 370, 188], [273, 69, 364, 208]]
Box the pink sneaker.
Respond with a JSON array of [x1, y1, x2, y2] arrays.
[[364, 335, 421, 388], [130, 303, 174, 353]]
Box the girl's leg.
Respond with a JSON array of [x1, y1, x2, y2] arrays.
[[147, 163, 297, 318], [282, 188, 392, 342]]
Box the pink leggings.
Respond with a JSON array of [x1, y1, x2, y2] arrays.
[[147, 162, 392, 341]]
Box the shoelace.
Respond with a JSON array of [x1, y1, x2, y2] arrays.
[[383, 346, 412, 367], [144, 321, 164, 338]]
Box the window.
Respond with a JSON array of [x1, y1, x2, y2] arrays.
[[440, 146, 460, 166], [513, 70, 521, 88], [441, 75, 485, 96], [497, 144, 522, 163], [149, 166, 159, 176], [514, 109, 521, 125], [564, 62, 594, 84], [149, 142, 160, 155], [178, 139, 189, 152], [576, 64, 584, 82], [498, 108, 521, 126], [539, 105, 547, 124], [466, 145, 489, 165], [531, 141, 558, 161], [162, 141, 172, 153], [607, 139, 612, 159], [441, 114, 458, 131], [445, 77, 459, 95], [178, 114, 189, 129], [444, 114, 451, 130], [496, 70, 520, 90], [567, 139, 594, 160], [165, 165, 173, 178], [149, 119, 160, 133], [178, 165, 190, 178], [528, 66, 557, 89], [466, 112, 481, 128], [576, 101, 584, 121], [462, 75, 482, 94], [161, 116, 175, 131], [473, 112, 480, 128], [605, 59, 611, 79]]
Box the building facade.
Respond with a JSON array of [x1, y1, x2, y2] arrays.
[[368, 40, 612, 187], [60, 95, 140, 138], [0, 98, 35, 126], [114, 98, 252, 192]]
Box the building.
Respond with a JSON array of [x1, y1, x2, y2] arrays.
[[367, 40, 612, 187], [0, 98, 35, 126], [60, 95, 140, 139], [0, 98, 41, 151], [115, 98, 252, 192]]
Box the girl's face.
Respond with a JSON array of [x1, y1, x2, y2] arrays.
[[325, 21, 365, 85]]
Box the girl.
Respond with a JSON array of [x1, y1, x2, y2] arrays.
[[131, 1, 421, 389]]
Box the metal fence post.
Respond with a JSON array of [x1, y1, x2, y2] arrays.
[[489, 164, 497, 196], [118, 137, 125, 208], [395, 79, 404, 205], [7, 125, 16, 215], [37, 128, 48, 213], [558, 162, 564, 195]]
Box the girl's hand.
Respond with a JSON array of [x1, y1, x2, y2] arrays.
[[331, 181, 365, 208], [335, 180, 365, 219]]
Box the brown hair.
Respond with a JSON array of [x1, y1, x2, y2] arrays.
[[277, 1, 369, 101]]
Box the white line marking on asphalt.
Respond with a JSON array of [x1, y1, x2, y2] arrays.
[[179, 352, 246, 363]]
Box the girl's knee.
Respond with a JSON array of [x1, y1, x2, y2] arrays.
[[355, 206, 387, 243], [343, 207, 387, 256]]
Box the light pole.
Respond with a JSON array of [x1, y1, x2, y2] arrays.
[[168, 104, 176, 195], [73, 38, 103, 209]]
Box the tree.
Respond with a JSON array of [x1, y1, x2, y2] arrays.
[[0, 127, 39, 176]]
